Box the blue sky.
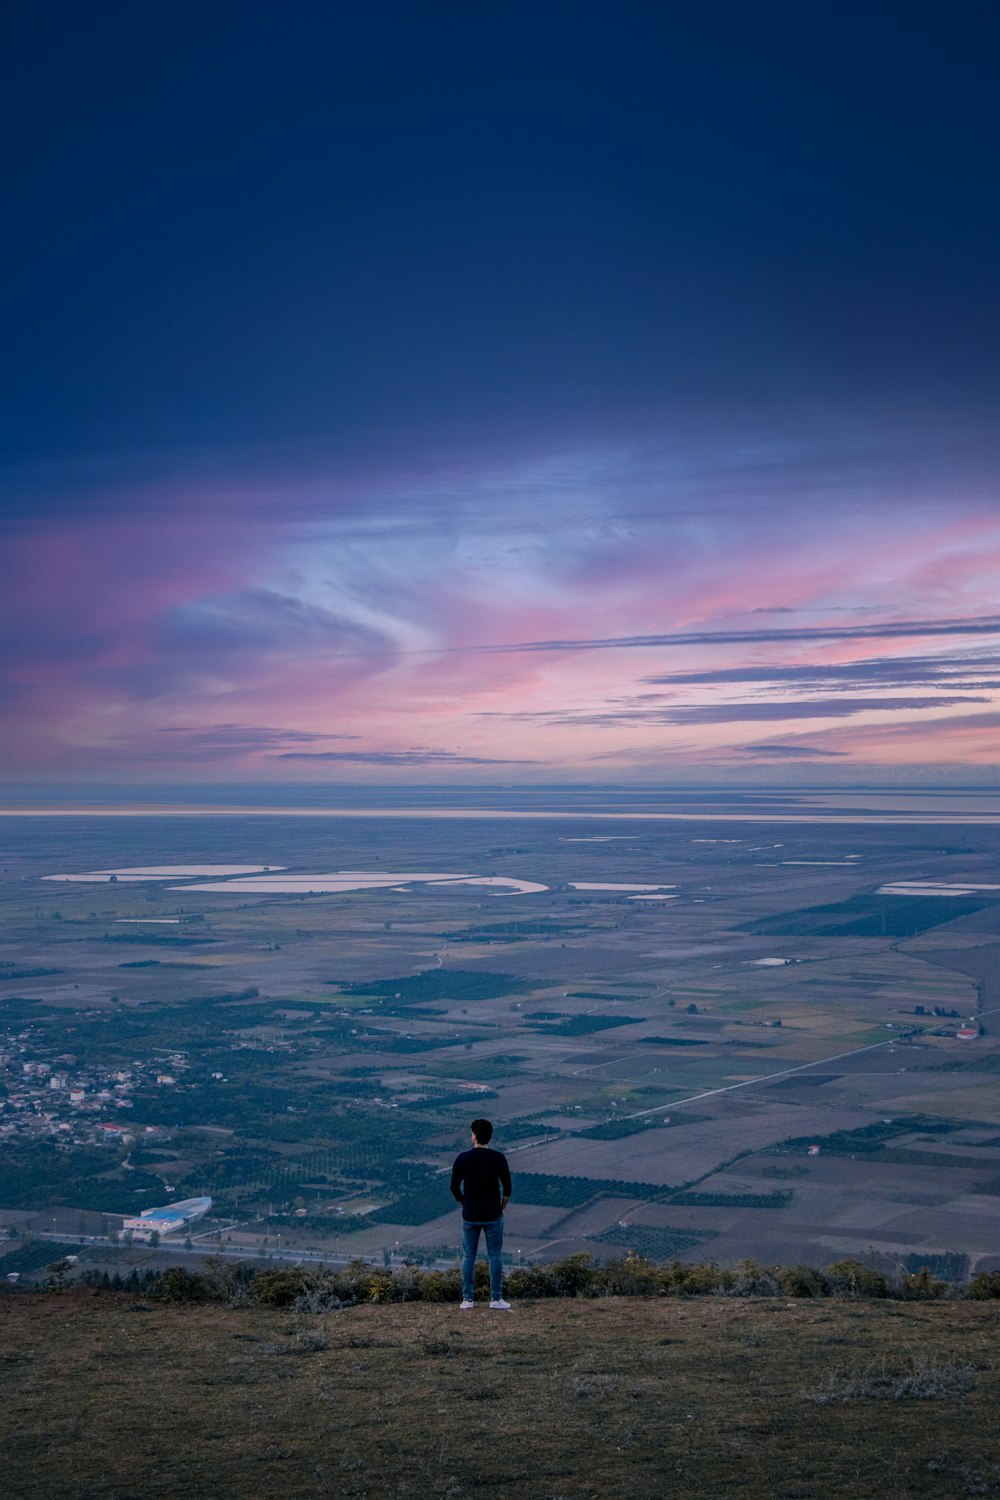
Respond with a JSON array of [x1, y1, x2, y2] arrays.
[[2, 2, 999, 781]]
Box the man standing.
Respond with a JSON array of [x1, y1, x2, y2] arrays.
[[450, 1118, 512, 1310]]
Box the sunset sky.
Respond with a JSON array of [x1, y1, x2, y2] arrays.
[[3, 3, 999, 784]]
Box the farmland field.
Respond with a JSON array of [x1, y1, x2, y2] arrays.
[[2, 784, 1000, 1278]]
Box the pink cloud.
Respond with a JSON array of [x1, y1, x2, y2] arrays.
[[4, 442, 1000, 779]]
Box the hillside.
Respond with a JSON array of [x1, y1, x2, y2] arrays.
[[3, 1290, 999, 1499]]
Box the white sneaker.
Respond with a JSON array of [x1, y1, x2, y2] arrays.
[[459, 1299, 475, 1309], [489, 1298, 512, 1310]]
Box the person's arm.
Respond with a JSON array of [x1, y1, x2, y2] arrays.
[[450, 1157, 465, 1205], [499, 1154, 512, 1213]]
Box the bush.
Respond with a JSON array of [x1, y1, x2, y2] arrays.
[[551, 1253, 597, 1296], [329, 1259, 389, 1304], [294, 1283, 348, 1314], [53, 1248, 982, 1309], [158, 1266, 214, 1304], [198, 1257, 254, 1307], [806, 1353, 975, 1404], [390, 1265, 422, 1302], [365, 1271, 397, 1303], [660, 1259, 735, 1295], [418, 1268, 462, 1303], [892, 1354, 974, 1399], [826, 1259, 892, 1298], [599, 1255, 661, 1297], [505, 1265, 559, 1299], [899, 1266, 948, 1300], [726, 1258, 783, 1297], [779, 1264, 831, 1298], [503, 1256, 596, 1300], [249, 1269, 310, 1307]]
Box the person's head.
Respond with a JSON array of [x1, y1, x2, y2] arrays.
[[470, 1117, 493, 1146]]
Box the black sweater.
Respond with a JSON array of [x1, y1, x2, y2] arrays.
[[450, 1146, 512, 1222]]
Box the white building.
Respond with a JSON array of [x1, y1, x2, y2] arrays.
[[122, 1196, 212, 1241]]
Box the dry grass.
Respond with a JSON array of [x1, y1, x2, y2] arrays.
[[2, 1291, 1000, 1498]]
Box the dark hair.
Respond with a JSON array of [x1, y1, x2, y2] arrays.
[[471, 1118, 493, 1144]]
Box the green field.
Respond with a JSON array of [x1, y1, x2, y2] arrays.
[[2, 810, 999, 1272]]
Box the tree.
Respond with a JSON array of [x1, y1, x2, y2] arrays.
[[46, 1259, 72, 1292]]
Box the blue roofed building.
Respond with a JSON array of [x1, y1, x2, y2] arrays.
[[122, 1196, 212, 1241]]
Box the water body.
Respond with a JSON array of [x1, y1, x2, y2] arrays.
[[12, 785, 1000, 824], [569, 882, 674, 892], [43, 865, 282, 881], [44, 866, 549, 896], [171, 871, 549, 896]]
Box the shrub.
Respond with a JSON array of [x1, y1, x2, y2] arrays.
[[551, 1254, 597, 1297], [198, 1256, 254, 1307], [295, 1328, 330, 1352], [807, 1353, 975, 1404], [365, 1271, 397, 1303], [805, 1359, 893, 1404], [661, 1259, 735, 1295], [415, 1262, 495, 1302], [52, 1248, 975, 1310], [656, 1259, 685, 1293], [779, 1264, 831, 1298], [294, 1283, 348, 1315], [418, 1268, 462, 1303], [505, 1265, 560, 1299], [248, 1269, 308, 1307], [892, 1354, 974, 1400], [899, 1266, 948, 1301], [727, 1259, 782, 1297], [826, 1259, 892, 1298], [330, 1259, 388, 1303], [158, 1266, 213, 1304], [390, 1265, 422, 1302], [503, 1256, 598, 1300], [599, 1255, 660, 1297]]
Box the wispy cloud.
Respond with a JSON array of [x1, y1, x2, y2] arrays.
[[2, 430, 1000, 780], [720, 708, 1000, 769], [160, 725, 360, 754], [735, 743, 849, 758], [480, 695, 987, 728], [470, 616, 1000, 656], [642, 652, 1000, 692], [160, 589, 398, 666], [274, 749, 536, 765]]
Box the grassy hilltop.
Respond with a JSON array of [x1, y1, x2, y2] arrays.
[[3, 1286, 1000, 1499]]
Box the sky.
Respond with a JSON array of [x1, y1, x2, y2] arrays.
[[2, 2, 999, 785]]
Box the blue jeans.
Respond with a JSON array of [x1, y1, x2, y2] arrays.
[[462, 1216, 504, 1301]]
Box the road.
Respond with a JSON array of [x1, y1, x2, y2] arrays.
[[20, 1231, 457, 1272], [505, 1016, 981, 1150]]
